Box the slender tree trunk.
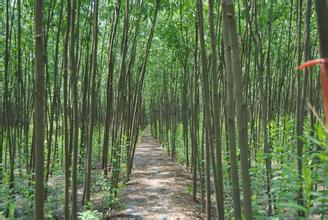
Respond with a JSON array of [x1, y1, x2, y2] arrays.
[[191, 20, 199, 202], [197, 0, 212, 218], [34, 0, 45, 218], [46, 0, 63, 181], [102, 0, 121, 176], [3, 0, 10, 184], [315, 0, 328, 125], [63, 0, 71, 217], [208, 0, 224, 218], [70, 0, 79, 217], [224, 0, 253, 218], [263, 1, 273, 215], [84, 0, 99, 203], [295, 0, 305, 217], [222, 4, 242, 218], [113, 0, 130, 174]]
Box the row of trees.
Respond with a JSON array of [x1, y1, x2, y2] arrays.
[[1, 0, 160, 219], [146, 0, 328, 219], [0, 0, 327, 219]]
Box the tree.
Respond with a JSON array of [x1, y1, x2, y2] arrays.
[[315, 1, 328, 124], [34, 0, 45, 218], [102, 0, 121, 176], [208, 0, 224, 217], [70, 0, 79, 216], [222, 0, 253, 219], [222, 1, 242, 218], [196, 0, 212, 217], [63, 0, 71, 217], [83, 0, 99, 204]]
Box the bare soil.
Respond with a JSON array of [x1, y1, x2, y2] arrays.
[[111, 136, 204, 220]]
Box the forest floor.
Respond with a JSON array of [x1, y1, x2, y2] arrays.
[[110, 136, 204, 220]]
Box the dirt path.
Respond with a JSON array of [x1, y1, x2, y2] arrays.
[[112, 136, 204, 220]]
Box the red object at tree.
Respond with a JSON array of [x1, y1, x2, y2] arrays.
[[297, 58, 328, 125]]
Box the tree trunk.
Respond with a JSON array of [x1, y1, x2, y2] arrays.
[[34, 0, 45, 218], [102, 0, 121, 176], [222, 2, 242, 217], [63, 0, 71, 217], [197, 0, 212, 218], [70, 0, 79, 217], [315, 0, 328, 125], [83, 0, 99, 204], [208, 0, 224, 218]]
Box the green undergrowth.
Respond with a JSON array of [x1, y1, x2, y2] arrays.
[[156, 116, 328, 219], [0, 128, 126, 219]]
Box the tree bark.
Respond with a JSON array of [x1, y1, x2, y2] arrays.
[[222, 1, 242, 218], [34, 0, 45, 218], [197, 0, 212, 218], [208, 0, 224, 218], [83, 0, 99, 203]]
